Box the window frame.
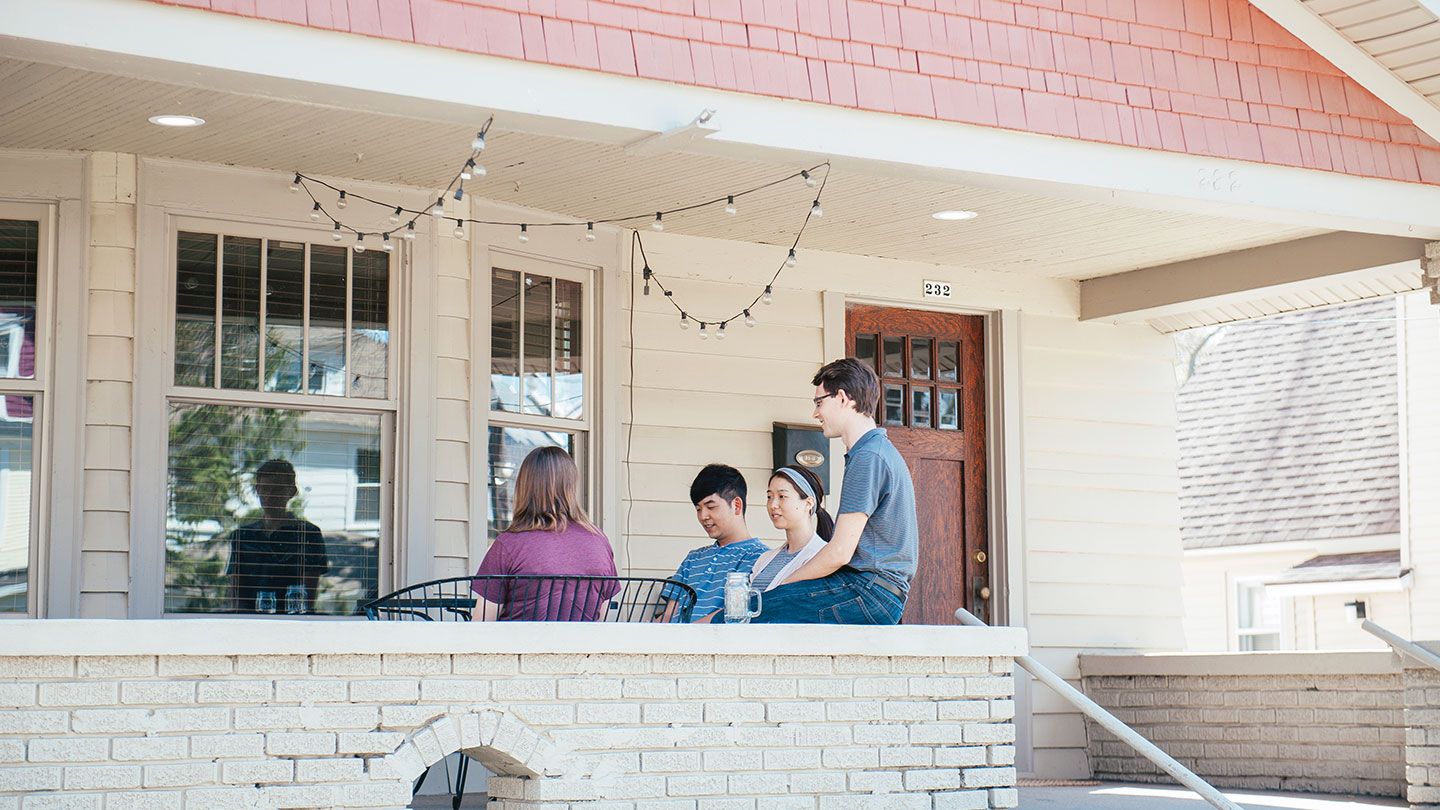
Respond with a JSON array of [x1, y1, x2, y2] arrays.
[[0, 201, 55, 619], [1234, 577, 1283, 651], [157, 215, 400, 619], [483, 250, 596, 536]]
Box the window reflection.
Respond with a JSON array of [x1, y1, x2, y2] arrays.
[[0, 394, 33, 613], [175, 232, 217, 387], [487, 425, 576, 539], [264, 241, 305, 393], [308, 246, 347, 396], [490, 268, 521, 413], [523, 274, 553, 415], [351, 251, 389, 398], [220, 237, 261, 390], [0, 221, 38, 382]]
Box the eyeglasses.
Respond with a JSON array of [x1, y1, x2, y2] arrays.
[[812, 392, 839, 406]]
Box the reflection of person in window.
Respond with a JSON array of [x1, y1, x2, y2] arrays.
[[226, 459, 327, 615], [471, 446, 619, 621]]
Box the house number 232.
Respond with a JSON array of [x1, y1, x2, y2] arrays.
[[923, 280, 952, 299]]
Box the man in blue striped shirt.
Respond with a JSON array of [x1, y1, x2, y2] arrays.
[[752, 358, 917, 624], [658, 464, 769, 622]]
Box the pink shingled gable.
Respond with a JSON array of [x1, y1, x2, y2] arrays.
[[148, 0, 1440, 184]]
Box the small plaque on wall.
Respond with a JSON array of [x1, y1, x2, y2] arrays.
[[923, 280, 952, 299]]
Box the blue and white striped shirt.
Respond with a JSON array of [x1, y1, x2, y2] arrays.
[[661, 538, 769, 622]]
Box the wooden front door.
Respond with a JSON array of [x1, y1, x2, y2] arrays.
[[846, 305, 989, 625]]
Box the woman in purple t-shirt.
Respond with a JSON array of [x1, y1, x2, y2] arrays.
[[471, 446, 619, 621]]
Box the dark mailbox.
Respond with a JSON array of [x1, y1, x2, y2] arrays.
[[772, 422, 831, 495]]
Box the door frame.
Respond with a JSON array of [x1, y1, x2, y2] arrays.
[[823, 292, 1031, 772]]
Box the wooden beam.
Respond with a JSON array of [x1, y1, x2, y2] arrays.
[[1080, 232, 1428, 322], [1249, 0, 1440, 144]]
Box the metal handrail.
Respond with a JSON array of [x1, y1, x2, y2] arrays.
[[954, 608, 1242, 810], [1362, 619, 1440, 672]]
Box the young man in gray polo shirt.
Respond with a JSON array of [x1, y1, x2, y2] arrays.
[[752, 358, 918, 624]]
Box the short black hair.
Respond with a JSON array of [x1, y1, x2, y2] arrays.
[[690, 463, 747, 511]]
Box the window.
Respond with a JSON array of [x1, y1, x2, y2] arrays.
[[1236, 580, 1282, 651], [488, 263, 589, 538], [0, 213, 45, 615], [165, 229, 393, 616]]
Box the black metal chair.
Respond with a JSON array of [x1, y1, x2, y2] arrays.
[[361, 575, 697, 809]]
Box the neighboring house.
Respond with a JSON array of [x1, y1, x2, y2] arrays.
[[4, 0, 1440, 799], [1178, 295, 1426, 651]]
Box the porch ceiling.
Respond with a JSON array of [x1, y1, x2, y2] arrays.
[[0, 56, 1326, 281]]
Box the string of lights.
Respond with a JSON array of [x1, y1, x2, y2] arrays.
[[291, 119, 830, 330], [631, 164, 830, 339]]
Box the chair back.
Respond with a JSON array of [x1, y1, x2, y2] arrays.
[[361, 575, 696, 623]]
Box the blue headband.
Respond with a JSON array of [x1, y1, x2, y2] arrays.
[[774, 467, 817, 502]]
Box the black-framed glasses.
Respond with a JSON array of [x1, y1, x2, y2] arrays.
[[812, 392, 838, 406]]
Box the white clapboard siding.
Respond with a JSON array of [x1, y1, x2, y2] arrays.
[[432, 237, 474, 576], [1180, 548, 1313, 652], [1401, 291, 1440, 640], [1019, 312, 1186, 778]]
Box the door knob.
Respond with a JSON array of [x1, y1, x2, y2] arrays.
[[977, 585, 991, 601]]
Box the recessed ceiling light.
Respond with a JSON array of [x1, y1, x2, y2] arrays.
[[148, 114, 206, 128], [932, 210, 978, 221]]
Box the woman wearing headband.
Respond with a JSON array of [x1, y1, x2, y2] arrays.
[[750, 465, 833, 592]]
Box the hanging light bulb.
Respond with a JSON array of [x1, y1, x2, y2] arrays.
[[725, 196, 736, 215], [382, 234, 395, 253], [679, 312, 690, 330], [762, 286, 774, 305], [354, 233, 367, 253], [310, 202, 322, 222], [332, 223, 343, 242], [461, 159, 476, 181], [698, 322, 709, 340], [811, 199, 823, 217], [404, 221, 417, 241], [472, 163, 487, 178], [290, 174, 301, 193], [716, 322, 727, 340], [744, 309, 756, 327], [585, 222, 596, 242], [454, 186, 465, 202], [652, 212, 664, 232], [389, 207, 403, 225], [432, 197, 445, 217], [786, 249, 797, 268], [801, 169, 816, 188], [472, 130, 487, 151], [337, 190, 348, 209], [518, 224, 529, 243], [453, 219, 465, 239]]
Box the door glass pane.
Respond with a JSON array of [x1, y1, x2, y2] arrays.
[[937, 389, 959, 430], [911, 386, 932, 428], [523, 274, 553, 416], [487, 425, 577, 539], [883, 384, 905, 426], [490, 268, 522, 413], [911, 338, 931, 380], [308, 246, 347, 396], [553, 278, 583, 420], [263, 241, 305, 394], [220, 237, 261, 390], [350, 250, 389, 398], [855, 334, 876, 370], [0, 222, 38, 381], [175, 232, 217, 387], [882, 336, 904, 378], [938, 340, 959, 382], [164, 403, 383, 616], [0, 395, 34, 613]]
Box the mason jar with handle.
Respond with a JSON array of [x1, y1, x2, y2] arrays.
[[723, 572, 762, 623]]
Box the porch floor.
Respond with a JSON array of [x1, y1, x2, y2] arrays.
[[1019, 782, 1405, 809]]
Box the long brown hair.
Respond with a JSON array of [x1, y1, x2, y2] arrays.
[[508, 446, 598, 534]]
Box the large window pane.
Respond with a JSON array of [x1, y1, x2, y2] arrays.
[[523, 274, 553, 415], [165, 404, 382, 616], [490, 268, 521, 413], [0, 221, 38, 381], [487, 425, 575, 540], [263, 241, 305, 394], [351, 250, 389, 398], [174, 232, 217, 387], [220, 237, 261, 390], [308, 246, 347, 396], [0, 396, 34, 613], [553, 278, 583, 420]]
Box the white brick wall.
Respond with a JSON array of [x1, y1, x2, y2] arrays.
[[0, 650, 1018, 809], [1406, 662, 1440, 807], [1080, 657, 1404, 797]]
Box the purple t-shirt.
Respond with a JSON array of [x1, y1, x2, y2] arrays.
[[471, 524, 619, 621]]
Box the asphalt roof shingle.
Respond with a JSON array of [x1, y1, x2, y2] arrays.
[[1177, 298, 1401, 550]]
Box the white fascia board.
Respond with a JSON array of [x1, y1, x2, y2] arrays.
[[1182, 534, 1402, 557], [1249, 0, 1440, 145], [6, 0, 1440, 238], [1266, 573, 1412, 598]]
